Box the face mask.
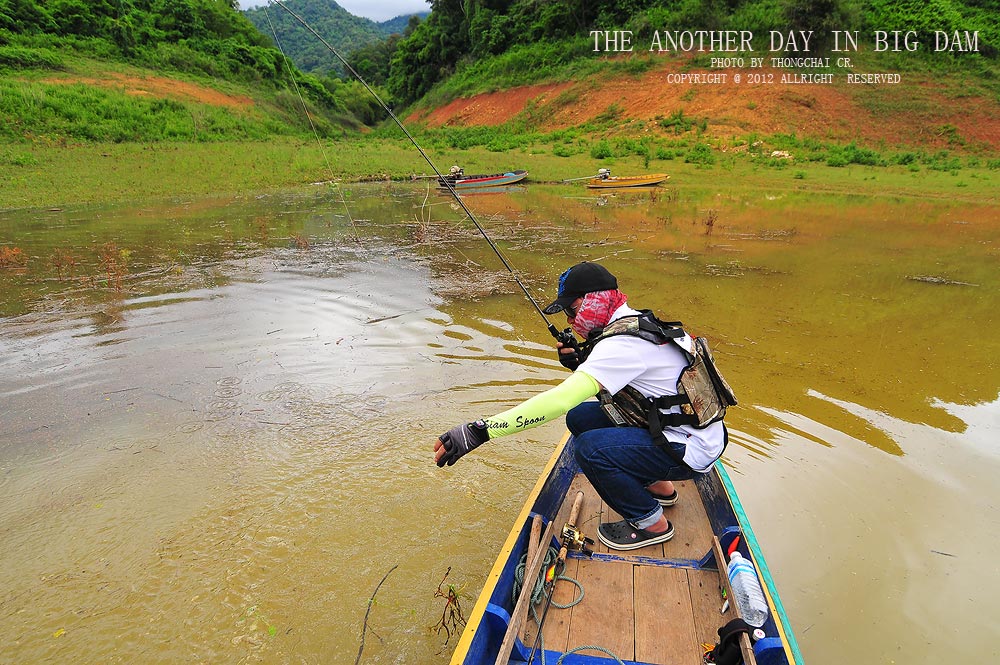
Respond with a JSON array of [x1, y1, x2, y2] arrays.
[[570, 290, 628, 338]]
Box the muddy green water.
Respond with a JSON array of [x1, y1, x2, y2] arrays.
[[1, 181, 998, 664]]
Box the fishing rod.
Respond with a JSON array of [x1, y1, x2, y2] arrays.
[[526, 491, 590, 664], [269, 0, 571, 344]]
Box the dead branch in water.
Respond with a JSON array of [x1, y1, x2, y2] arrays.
[[704, 209, 718, 236], [355, 563, 399, 665], [907, 275, 978, 287]]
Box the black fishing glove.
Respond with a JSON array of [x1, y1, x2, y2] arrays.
[[556, 331, 581, 371], [436, 420, 490, 467]]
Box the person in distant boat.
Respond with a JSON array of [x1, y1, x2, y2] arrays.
[[433, 262, 732, 551]]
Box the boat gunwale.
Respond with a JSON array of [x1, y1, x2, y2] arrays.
[[712, 463, 804, 664], [447, 432, 572, 663]]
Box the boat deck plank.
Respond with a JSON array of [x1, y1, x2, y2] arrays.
[[528, 473, 733, 664], [635, 565, 699, 665], [566, 558, 636, 659]]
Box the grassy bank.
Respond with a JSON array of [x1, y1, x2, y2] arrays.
[[2, 136, 997, 211]]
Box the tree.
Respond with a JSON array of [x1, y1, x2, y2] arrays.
[[784, 0, 860, 46], [0, 0, 55, 33]]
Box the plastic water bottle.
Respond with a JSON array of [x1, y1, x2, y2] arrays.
[[726, 552, 768, 627]]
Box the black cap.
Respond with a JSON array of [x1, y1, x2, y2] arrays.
[[543, 262, 617, 315]]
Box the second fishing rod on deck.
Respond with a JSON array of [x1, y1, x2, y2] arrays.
[[269, 0, 575, 349]]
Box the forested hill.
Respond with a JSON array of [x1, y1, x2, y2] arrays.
[[1, 0, 274, 79], [242, 0, 426, 76], [0, 0, 393, 141], [384, 0, 999, 105], [2, 0, 997, 147]]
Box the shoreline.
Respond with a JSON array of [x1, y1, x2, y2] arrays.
[[3, 138, 998, 212]]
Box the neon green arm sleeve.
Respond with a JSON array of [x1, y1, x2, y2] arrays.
[[483, 371, 600, 440]]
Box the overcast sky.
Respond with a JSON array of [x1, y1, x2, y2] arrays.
[[238, 0, 430, 22]]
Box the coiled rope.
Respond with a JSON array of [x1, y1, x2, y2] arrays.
[[512, 548, 624, 665], [556, 646, 626, 664], [512, 547, 583, 612]]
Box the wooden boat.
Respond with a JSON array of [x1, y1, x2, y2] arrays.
[[587, 170, 669, 188], [450, 432, 803, 665], [451, 185, 528, 196], [438, 169, 528, 189]]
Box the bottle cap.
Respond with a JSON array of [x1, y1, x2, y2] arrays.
[[752, 629, 766, 641], [730, 551, 743, 561]]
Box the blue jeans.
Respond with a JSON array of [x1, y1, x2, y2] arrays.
[[568, 401, 696, 529]]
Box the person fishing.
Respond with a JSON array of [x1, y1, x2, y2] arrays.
[[264, 2, 731, 552], [433, 261, 732, 551]]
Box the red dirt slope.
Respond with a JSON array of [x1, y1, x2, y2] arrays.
[[406, 58, 999, 151], [42, 72, 255, 109]]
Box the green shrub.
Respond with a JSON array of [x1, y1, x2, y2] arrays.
[[926, 152, 963, 171], [685, 142, 715, 165], [590, 140, 613, 159], [826, 142, 884, 167], [0, 151, 38, 166], [826, 153, 849, 167], [593, 104, 622, 126], [621, 56, 653, 77], [486, 136, 519, 152], [0, 45, 64, 69], [728, 0, 786, 37], [654, 146, 678, 160], [551, 143, 578, 157], [659, 109, 694, 134]]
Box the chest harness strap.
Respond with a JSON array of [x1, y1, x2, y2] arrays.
[[580, 311, 738, 467]]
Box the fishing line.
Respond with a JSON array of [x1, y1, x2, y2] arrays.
[[262, 3, 363, 243], [269, 0, 565, 339]]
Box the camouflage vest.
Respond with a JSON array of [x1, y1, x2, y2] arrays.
[[582, 312, 737, 430]]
